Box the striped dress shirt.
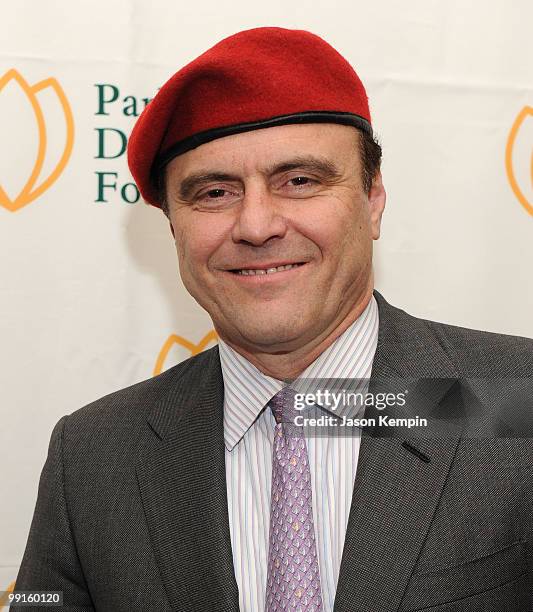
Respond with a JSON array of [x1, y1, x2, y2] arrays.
[[219, 296, 379, 612]]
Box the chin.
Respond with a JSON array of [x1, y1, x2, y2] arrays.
[[236, 321, 310, 350]]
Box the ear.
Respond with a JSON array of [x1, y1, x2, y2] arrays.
[[368, 171, 386, 240]]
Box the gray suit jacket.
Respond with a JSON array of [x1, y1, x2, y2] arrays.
[[14, 292, 533, 611]]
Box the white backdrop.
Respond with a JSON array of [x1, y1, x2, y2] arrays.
[[1, 0, 532, 602]]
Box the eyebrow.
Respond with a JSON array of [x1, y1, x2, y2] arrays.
[[176, 155, 343, 201]]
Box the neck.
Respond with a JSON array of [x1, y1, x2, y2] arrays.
[[219, 284, 374, 380]]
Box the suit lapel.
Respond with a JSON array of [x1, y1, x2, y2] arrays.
[[334, 292, 464, 612], [136, 347, 239, 612]]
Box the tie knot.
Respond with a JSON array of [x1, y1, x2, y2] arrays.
[[268, 386, 297, 424]]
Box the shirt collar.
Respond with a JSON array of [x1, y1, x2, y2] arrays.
[[219, 295, 379, 451]]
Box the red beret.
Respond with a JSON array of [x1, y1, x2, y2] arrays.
[[128, 27, 372, 208]]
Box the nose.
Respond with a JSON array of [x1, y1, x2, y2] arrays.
[[231, 182, 288, 246]]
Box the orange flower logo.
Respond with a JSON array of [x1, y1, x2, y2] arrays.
[[0, 581, 15, 610], [505, 106, 533, 217], [153, 331, 218, 376], [0, 69, 74, 212]]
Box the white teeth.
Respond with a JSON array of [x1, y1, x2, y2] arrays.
[[236, 263, 302, 275]]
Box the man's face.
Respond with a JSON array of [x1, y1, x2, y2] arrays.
[[165, 123, 385, 353]]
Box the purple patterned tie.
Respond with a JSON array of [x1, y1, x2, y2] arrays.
[[265, 387, 323, 611]]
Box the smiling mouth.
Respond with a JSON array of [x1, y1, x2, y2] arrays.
[[230, 263, 306, 276]]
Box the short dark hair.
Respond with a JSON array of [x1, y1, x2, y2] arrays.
[[358, 129, 383, 193], [154, 166, 170, 217], [155, 128, 382, 216]]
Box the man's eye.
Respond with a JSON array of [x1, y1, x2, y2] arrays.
[[192, 185, 242, 208], [204, 188, 228, 199], [288, 176, 315, 187]]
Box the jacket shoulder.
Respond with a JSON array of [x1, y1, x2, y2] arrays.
[[374, 291, 532, 377], [423, 316, 533, 377], [64, 345, 218, 432]]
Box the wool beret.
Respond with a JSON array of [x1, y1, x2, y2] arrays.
[[127, 27, 372, 207]]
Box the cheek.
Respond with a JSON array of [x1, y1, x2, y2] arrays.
[[173, 215, 227, 276], [295, 198, 367, 255]]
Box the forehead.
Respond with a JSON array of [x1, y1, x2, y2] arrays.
[[165, 123, 360, 177]]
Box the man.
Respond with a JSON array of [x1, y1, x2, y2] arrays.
[[14, 27, 533, 611]]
